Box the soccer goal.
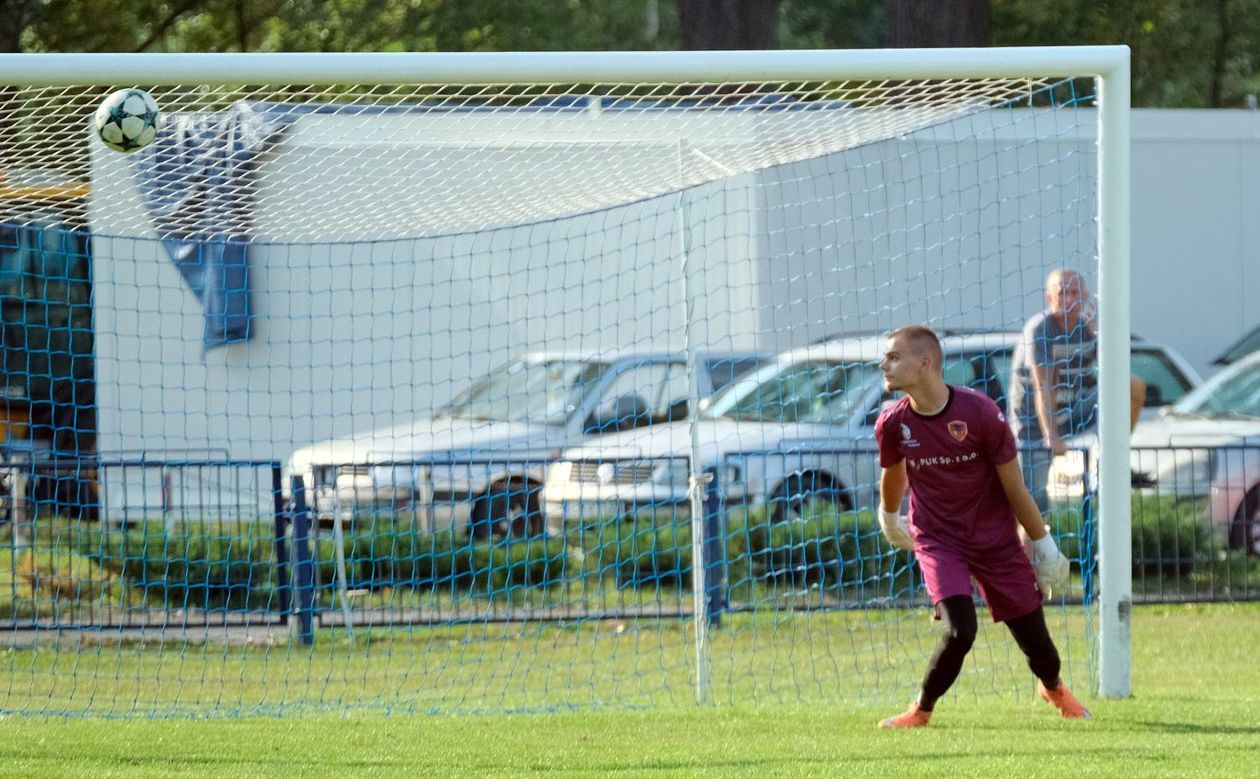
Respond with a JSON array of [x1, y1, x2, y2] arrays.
[[0, 47, 1131, 718]]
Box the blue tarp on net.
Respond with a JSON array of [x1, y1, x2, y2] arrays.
[[131, 101, 296, 350]]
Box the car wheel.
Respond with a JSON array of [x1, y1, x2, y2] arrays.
[[1231, 488, 1260, 556], [769, 473, 849, 523], [469, 481, 543, 540]]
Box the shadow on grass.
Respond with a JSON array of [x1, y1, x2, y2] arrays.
[[1134, 720, 1260, 736]]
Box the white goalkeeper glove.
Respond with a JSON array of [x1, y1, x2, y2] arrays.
[[1030, 530, 1070, 599], [879, 509, 915, 552]]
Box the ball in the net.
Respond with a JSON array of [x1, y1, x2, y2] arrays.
[[95, 88, 161, 153]]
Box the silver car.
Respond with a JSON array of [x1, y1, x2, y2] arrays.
[[283, 350, 764, 537], [543, 331, 1200, 531], [1052, 348, 1260, 554]]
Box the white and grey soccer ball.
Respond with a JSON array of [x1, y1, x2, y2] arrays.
[[94, 88, 161, 153]]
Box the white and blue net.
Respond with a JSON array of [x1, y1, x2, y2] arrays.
[[0, 74, 1098, 717]]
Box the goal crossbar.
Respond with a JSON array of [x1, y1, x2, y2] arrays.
[[0, 47, 1130, 86]]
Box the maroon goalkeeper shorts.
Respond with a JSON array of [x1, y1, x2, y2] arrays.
[[916, 536, 1043, 623]]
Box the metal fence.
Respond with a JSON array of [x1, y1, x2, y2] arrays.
[[3, 444, 1257, 637]]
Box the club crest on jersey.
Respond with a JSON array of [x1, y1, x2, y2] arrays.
[[947, 421, 968, 442]]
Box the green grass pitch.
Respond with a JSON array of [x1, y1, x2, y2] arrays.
[[0, 602, 1256, 777]]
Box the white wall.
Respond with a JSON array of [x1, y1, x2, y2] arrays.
[[1129, 110, 1260, 377], [755, 105, 1096, 350], [88, 106, 1260, 477], [89, 115, 763, 466], [751, 108, 1260, 379]]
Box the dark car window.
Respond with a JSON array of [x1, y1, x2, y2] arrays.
[[711, 359, 881, 424], [1193, 362, 1260, 416], [944, 350, 1008, 407], [1213, 324, 1260, 366], [706, 356, 763, 392], [438, 359, 608, 425], [595, 361, 683, 426], [1133, 348, 1194, 408]]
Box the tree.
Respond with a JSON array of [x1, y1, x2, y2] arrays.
[[889, 0, 989, 47], [993, 0, 1260, 108], [779, 0, 886, 49], [676, 0, 780, 49], [0, 0, 34, 53], [258, 0, 675, 53], [6, 0, 1260, 108]]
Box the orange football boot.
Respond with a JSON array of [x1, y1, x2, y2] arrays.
[[1038, 681, 1093, 719], [878, 701, 932, 729]]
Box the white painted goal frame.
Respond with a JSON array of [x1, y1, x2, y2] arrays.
[[0, 46, 1133, 701]]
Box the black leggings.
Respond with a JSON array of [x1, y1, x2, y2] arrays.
[[918, 595, 1062, 711]]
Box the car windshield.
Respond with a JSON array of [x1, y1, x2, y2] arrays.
[[437, 359, 608, 425], [703, 359, 882, 424], [1178, 360, 1260, 418]]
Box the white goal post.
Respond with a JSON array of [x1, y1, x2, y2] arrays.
[[0, 46, 1132, 713]]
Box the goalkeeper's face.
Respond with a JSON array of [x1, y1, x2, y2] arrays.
[[880, 335, 933, 393]]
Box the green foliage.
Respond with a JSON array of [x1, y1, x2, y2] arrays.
[[11, 0, 1260, 108], [1045, 506, 1088, 565], [1130, 494, 1211, 577], [993, 0, 1260, 107], [1049, 493, 1212, 578], [584, 505, 916, 598], [587, 516, 693, 589], [71, 517, 572, 611], [317, 517, 569, 593], [731, 506, 917, 600], [779, 0, 887, 49], [0, 493, 1242, 619], [78, 520, 276, 611]]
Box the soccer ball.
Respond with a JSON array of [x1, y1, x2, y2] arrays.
[[94, 88, 161, 153]]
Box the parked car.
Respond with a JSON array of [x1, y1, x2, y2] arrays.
[[1213, 322, 1260, 366], [1051, 348, 1260, 555], [282, 349, 765, 538], [542, 331, 1200, 532]]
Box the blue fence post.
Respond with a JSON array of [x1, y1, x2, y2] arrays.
[[702, 466, 727, 628], [1080, 456, 1097, 605], [289, 475, 315, 646], [272, 466, 290, 624]]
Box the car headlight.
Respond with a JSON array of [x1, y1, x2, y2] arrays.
[[545, 461, 574, 487]]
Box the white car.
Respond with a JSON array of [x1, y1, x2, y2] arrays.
[[283, 350, 764, 538], [543, 331, 1200, 533], [1051, 348, 1260, 554]]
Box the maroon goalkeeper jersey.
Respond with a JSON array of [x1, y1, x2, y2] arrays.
[[875, 385, 1020, 551]]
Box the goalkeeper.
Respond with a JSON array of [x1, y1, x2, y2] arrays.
[[872, 325, 1090, 728]]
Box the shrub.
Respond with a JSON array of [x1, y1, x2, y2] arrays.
[[1131, 495, 1210, 577], [79, 520, 276, 611], [1050, 495, 1211, 579], [757, 509, 896, 587], [470, 537, 570, 591], [722, 506, 917, 603], [314, 518, 569, 593], [586, 516, 692, 590]]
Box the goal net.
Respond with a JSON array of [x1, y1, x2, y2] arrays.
[[0, 49, 1129, 717]]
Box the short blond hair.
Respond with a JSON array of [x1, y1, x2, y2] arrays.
[[889, 325, 943, 368]]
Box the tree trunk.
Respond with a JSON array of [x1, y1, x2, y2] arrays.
[[1211, 0, 1233, 108], [677, 0, 780, 50], [0, 0, 34, 170], [0, 0, 32, 52], [888, 0, 989, 48]]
